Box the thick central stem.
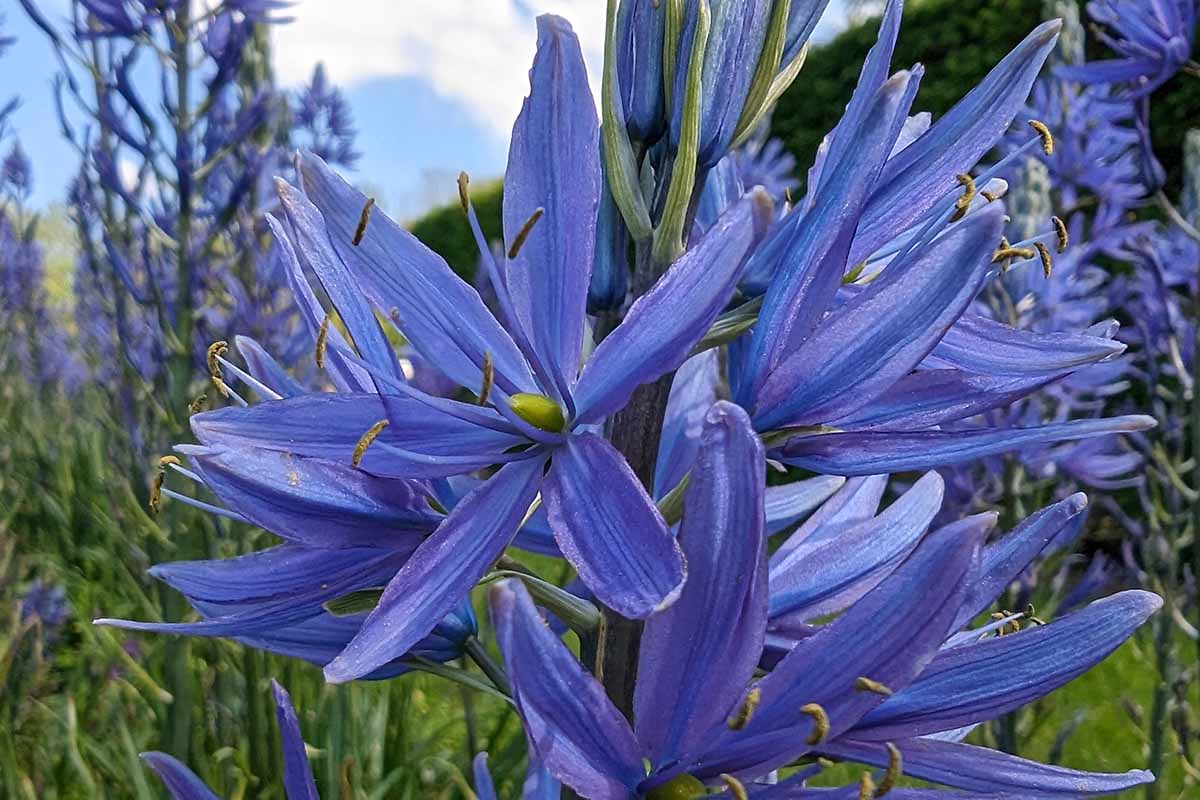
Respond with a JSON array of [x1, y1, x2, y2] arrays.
[[596, 240, 676, 719]]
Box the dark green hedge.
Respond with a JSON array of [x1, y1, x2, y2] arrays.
[[412, 0, 1199, 277]]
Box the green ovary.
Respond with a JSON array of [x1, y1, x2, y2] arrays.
[[509, 392, 566, 433]]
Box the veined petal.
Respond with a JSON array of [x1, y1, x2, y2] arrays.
[[543, 433, 684, 619], [952, 493, 1088, 630], [741, 69, 919, 405], [187, 447, 438, 548], [764, 475, 846, 535], [297, 151, 536, 396], [635, 402, 766, 767], [852, 591, 1161, 740], [522, 755, 562, 800], [771, 475, 887, 561], [926, 314, 1126, 376], [776, 416, 1158, 475], [235, 335, 306, 398], [190, 393, 525, 479], [278, 179, 403, 384], [694, 516, 984, 779], [268, 214, 373, 393], [99, 545, 407, 636], [140, 752, 219, 800], [782, 0, 833, 65], [504, 14, 599, 394], [473, 753, 498, 800], [819, 737, 1153, 796], [831, 369, 1061, 431], [271, 681, 319, 800], [324, 456, 547, 683], [852, 20, 1062, 262], [655, 350, 721, 498], [755, 202, 1005, 430], [573, 191, 764, 424], [491, 579, 644, 800], [768, 473, 949, 620]]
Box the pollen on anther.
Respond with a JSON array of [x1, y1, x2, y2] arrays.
[[508, 207, 545, 260], [727, 687, 761, 730], [1029, 119, 1054, 155], [857, 771, 876, 800], [1035, 241, 1053, 278], [874, 743, 902, 798], [353, 197, 375, 246], [207, 340, 231, 398], [352, 419, 390, 467], [855, 676, 894, 697], [800, 702, 830, 744], [1051, 215, 1069, 252], [951, 173, 976, 221], [457, 171, 471, 214], [476, 352, 495, 406], [316, 313, 331, 369]]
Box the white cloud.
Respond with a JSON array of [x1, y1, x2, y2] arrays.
[[272, 1, 606, 140]]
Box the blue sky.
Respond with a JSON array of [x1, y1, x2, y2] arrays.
[[1, 1, 849, 219]]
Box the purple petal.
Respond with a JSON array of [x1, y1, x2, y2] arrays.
[[831, 369, 1062, 432], [635, 402, 766, 767], [543, 434, 684, 619], [855, 591, 1161, 741], [852, 20, 1062, 261], [755, 202, 1005, 430], [271, 680, 319, 800], [654, 350, 721, 498], [186, 447, 437, 548], [323, 456, 547, 683], [776, 416, 1159, 475], [235, 336, 306, 398], [140, 752, 219, 800], [694, 515, 985, 778], [769, 473, 950, 620], [473, 753, 498, 800], [491, 579, 643, 800], [278, 179, 403, 384], [926, 314, 1126, 376], [190, 393, 525, 479], [99, 545, 407, 636], [504, 15, 599, 395], [297, 152, 536, 396], [572, 191, 764, 424], [953, 493, 1089, 630], [742, 69, 919, 404], [764, 475, 846, 535], [771, 476, 887, 561], [820, 737, 1153, 796]]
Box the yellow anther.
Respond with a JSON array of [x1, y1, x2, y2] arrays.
[[1025, 603, 1048, 626], [352, 197, 375, 246], [509, 393, 566, 433], [992, 245, 1036, 264], [316, 313, 331, 369], [188, 394, 208, 415], [148, 456, 176, 515], [507, 207, 545, 260], [720, 774, 748, 800], [207, 340, 231, 398], [457, 171, 471, 214], [800, 702, 830, 744], [951, 173, 976, 221], [874, 743, 903, 797], [1051, 215, 1069, 253], [858, 772, 877, 800], [727, 687, 761, 730], [1029, 119, 1054, 155], [158, 455, 181, 469], [982, 189, 1002, 202], [1035, 241, 1053, 278], [855, 676, 894, 697], [991, 610, 1022, 635], [352, 419, 390, 467], [476, 352, 494, 406]]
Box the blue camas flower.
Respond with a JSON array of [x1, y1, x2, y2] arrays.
[[1058, 0, 1196, 96], [177, 15, 773, 684], [489, 402, 1160, 798]]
